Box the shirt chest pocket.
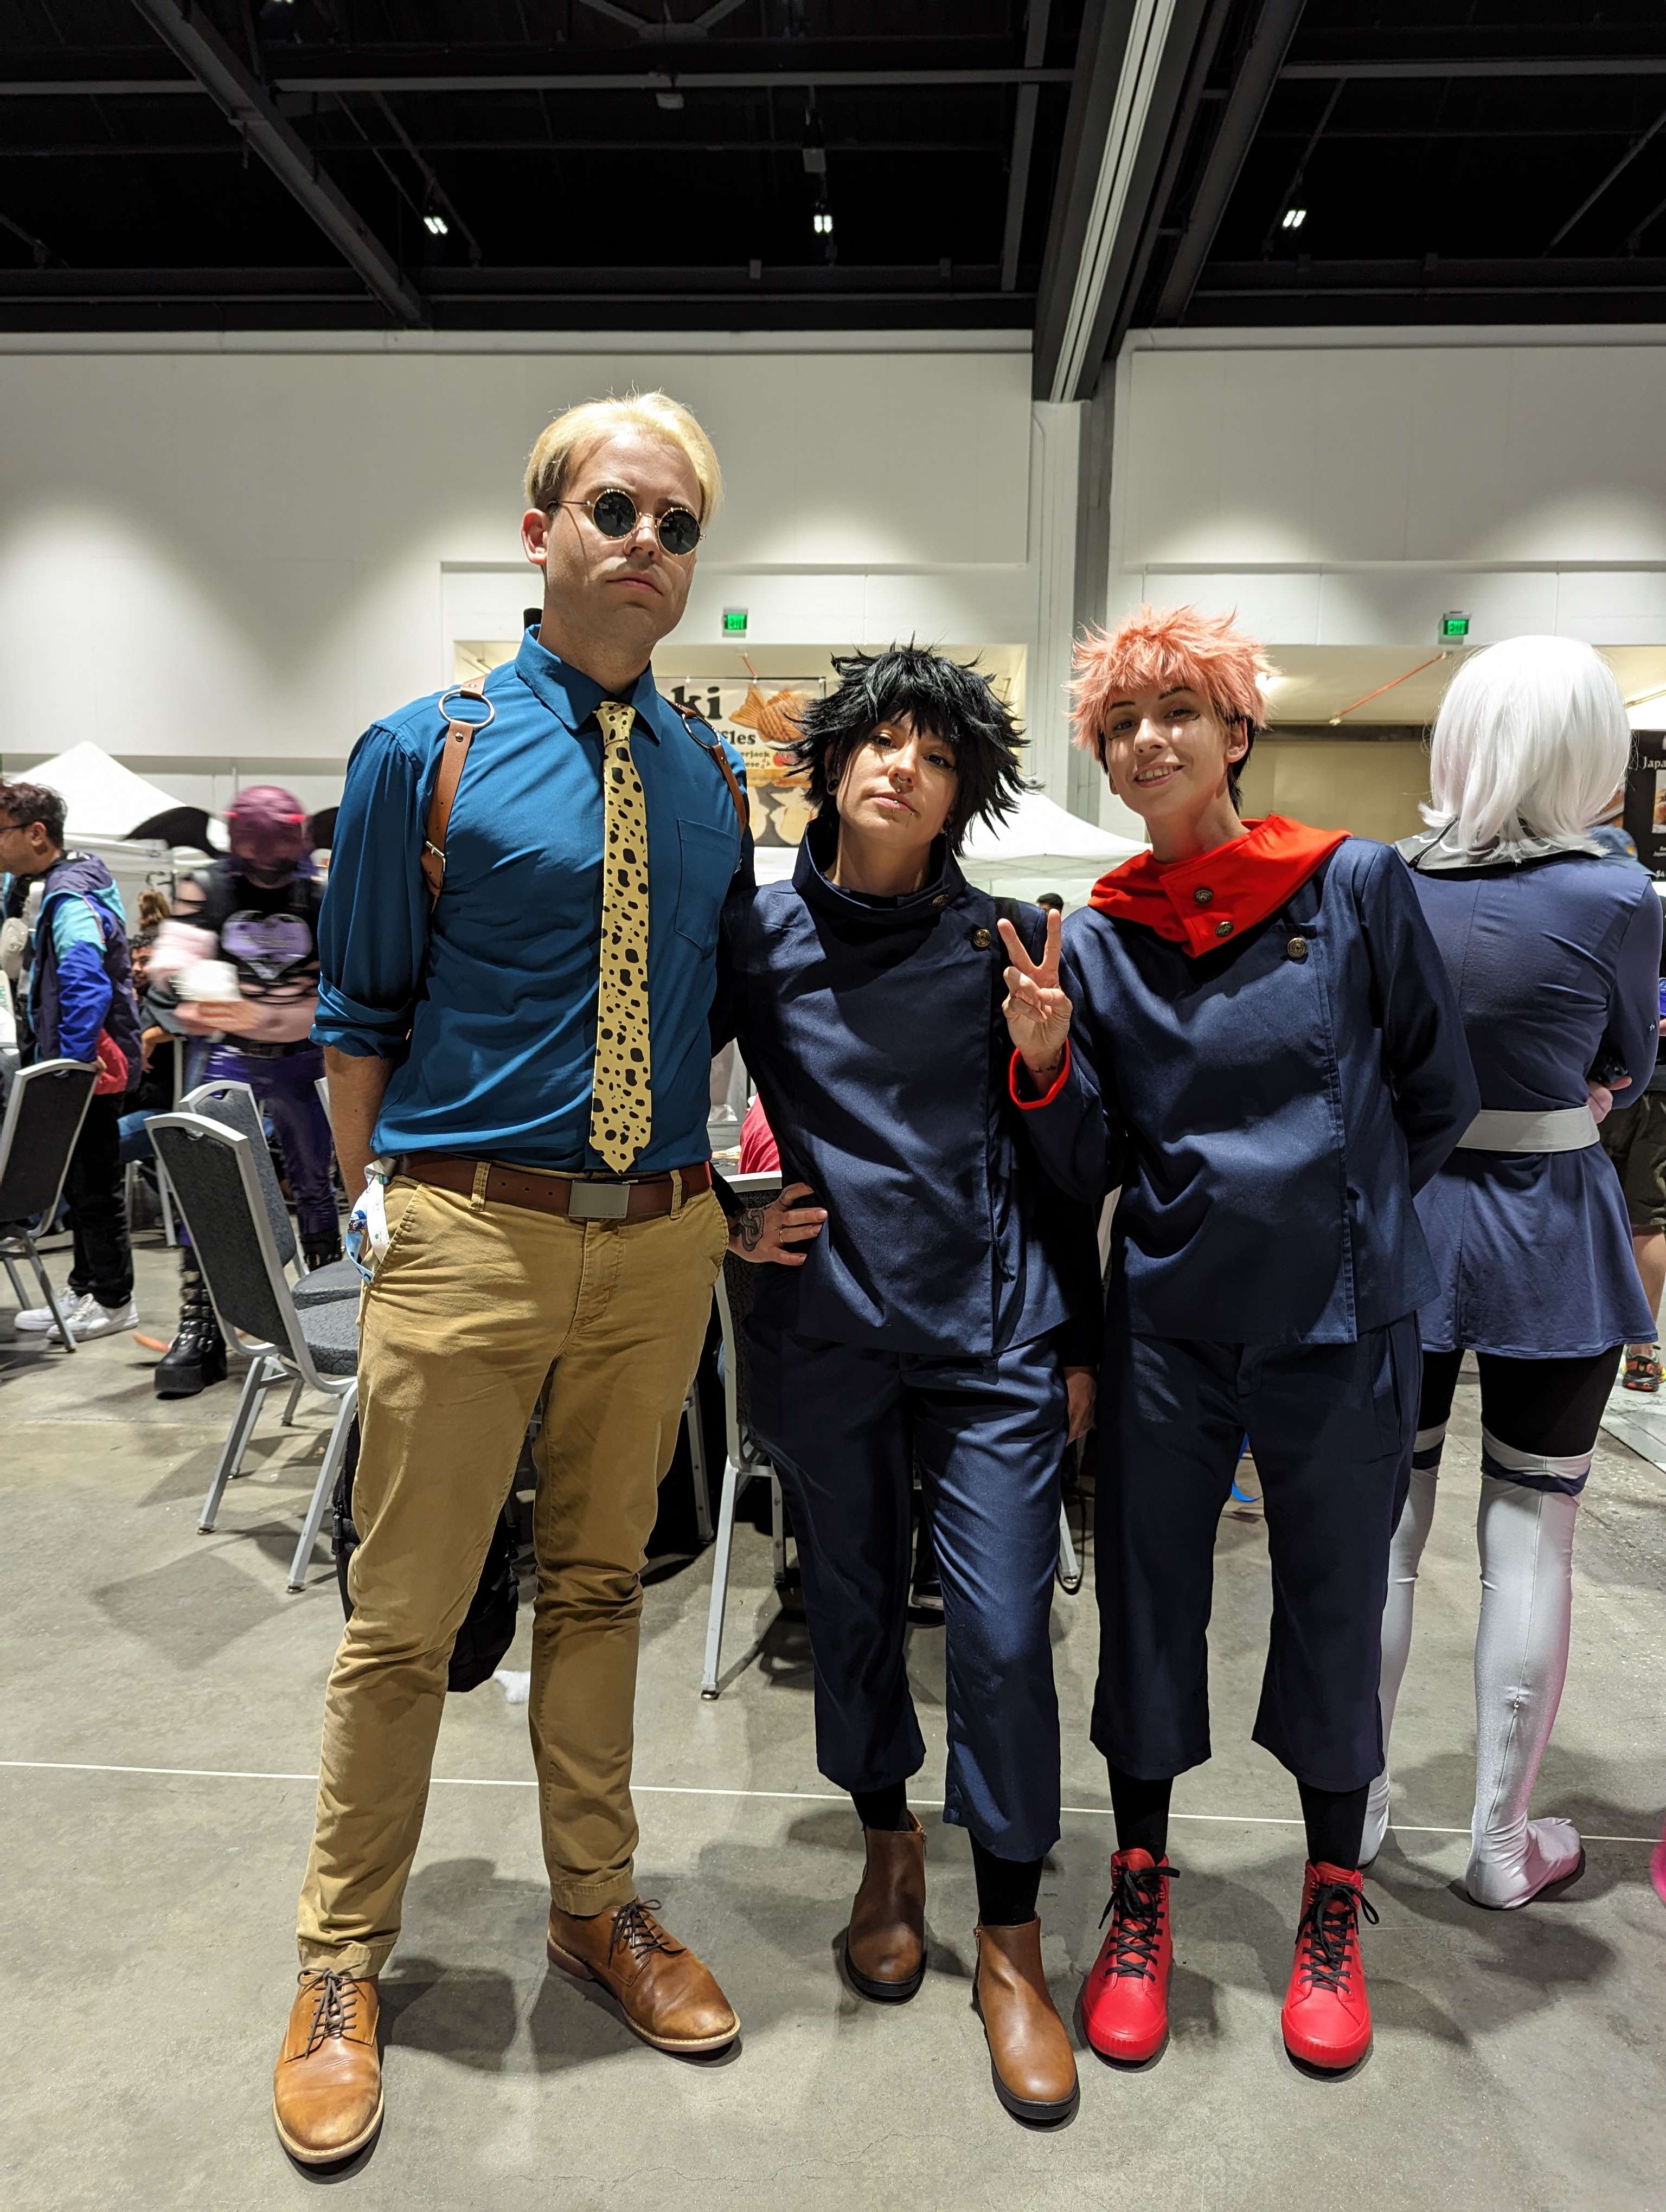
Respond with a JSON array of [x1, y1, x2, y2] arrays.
[[675, 818, 736, 952]]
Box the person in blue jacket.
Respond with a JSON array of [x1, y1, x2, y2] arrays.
[[1, 777, 143, 1339], [1367, 636, 1662, 1910], [716, 647, 1099, 2126], [1001, 605, 1478, 2076]]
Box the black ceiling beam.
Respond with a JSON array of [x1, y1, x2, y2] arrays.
[[275, 69, 1072, 93], [0, 263, 1015, 299], [1200, 255, 1666, 299], [0, 80, 204, 97], [999, 0, 1053, 293], [125, 0, 422, 326], [1545, 105, 1666, 252], [0, 138, 1005, 158], [2, 65, 1069, 98], [1153, 0, 1306, 326], [1283, 59, 1666, 83]]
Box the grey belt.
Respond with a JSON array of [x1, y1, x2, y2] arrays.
[[1455, 1105, 1599, 1153]]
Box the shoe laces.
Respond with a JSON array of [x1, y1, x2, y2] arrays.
[[1295, 1878, 1379, 1995], [1098, 1859, 1179, 1981], [608, 1898, 683, 1970], [298, 1970, 361, 2057]]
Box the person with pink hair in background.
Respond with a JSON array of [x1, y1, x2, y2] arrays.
[[1001, 604, 1477, 2075]]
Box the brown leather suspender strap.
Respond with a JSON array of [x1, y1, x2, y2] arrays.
[[668, 696, 749, 845], [420, 681, 742, 908], [420, 674, 486, 906]]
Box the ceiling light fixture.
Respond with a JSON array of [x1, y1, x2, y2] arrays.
[[423, 211, 448, 237], [812, 208, 833, 236], [1281, 207, 1306, 230]]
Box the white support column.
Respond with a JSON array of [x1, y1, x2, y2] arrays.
[[1029, 400, 1085, 809]]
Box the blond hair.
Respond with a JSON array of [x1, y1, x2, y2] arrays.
[[523, 391, 723, 524]]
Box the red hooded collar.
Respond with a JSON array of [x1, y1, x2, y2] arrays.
[[1089, 815, 1349, 957]]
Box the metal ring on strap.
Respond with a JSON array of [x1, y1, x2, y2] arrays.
[[437, 685, 497, 732]]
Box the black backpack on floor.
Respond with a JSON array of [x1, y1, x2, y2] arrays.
[[331, 1417, 520, 1693]]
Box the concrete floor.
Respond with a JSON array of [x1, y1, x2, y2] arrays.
[[3, 1237, 1664, 2211]]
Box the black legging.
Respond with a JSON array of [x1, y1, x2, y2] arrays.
[[1418, 1346, 1622, 1456]]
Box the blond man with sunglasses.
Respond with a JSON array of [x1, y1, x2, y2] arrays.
[[273, 395, 754, 2166]]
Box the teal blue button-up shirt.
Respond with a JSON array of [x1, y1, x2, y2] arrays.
[[314, 627, 749, 1172]]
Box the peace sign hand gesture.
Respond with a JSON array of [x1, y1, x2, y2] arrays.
[[998, 908, 1073, 1085]]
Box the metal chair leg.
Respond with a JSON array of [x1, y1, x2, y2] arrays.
[[700, 1456, 746, 1699], [280, 1377, 304, 1427], [157, 1156, 178, 1248], [27, 1236, 75, 1355], [770, 1470, 787, 1581], [4, 1250, 30, 1310], [199, 1355, 278, 1531], [288, 1383, 357, 1591], [684, 1386, 714, 1545]]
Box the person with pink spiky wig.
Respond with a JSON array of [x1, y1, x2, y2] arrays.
[[1000, 603, 1477, 2074]]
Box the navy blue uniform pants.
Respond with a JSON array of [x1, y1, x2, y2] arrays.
[[1093, 1314, 1419, 1794], [747, 1319, 1067, 1862]]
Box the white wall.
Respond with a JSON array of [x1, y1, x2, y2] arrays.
[[1107, 325, 1666, 651], [0, 333, 1084, 813]]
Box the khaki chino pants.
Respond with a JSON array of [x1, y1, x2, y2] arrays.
[[296, 1172, 729, 1977]]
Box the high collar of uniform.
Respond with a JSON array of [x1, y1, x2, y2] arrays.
[[793, 811, 963, 929], [512, 624, 667, 742], [1089, 814, 1349, 955]]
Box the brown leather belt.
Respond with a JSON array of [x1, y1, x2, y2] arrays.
[[400, 1154, 712, 1221]]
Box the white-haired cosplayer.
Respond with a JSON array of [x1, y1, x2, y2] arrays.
[[1376, 636, 1662, 1906]]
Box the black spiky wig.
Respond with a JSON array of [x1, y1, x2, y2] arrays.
[[787, 646, 1026, 852]]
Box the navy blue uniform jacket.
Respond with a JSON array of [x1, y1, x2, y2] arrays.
[[1021, 839, 1479, 1346], [713, 822, 1100, 1361]]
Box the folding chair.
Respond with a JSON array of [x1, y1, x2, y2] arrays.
[[148, 1113, 358, 1592], [700, 1174, 788, 1699], [183, 1078, 358, 1310], [123, 1145, 178, 1247], [0, 1058, 99, 1353]]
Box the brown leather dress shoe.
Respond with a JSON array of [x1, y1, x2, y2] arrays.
[[547, 1897, 739, 2053], [845, 1814, 927, 2002], [973, 1920, 1079, 2124], [272, 1971, 383, 2166]]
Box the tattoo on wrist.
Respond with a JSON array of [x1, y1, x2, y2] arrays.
[[736, 1204, 766, 1253]]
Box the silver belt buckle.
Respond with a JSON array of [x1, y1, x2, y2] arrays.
[[567, 1178, 631, 1221]]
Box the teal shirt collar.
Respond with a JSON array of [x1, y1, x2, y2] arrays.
[[514, 625, 668, 744]]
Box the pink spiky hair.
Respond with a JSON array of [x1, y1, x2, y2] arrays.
[[1070, 603, 1275, 758]]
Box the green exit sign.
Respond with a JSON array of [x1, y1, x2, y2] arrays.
[[1439, 611, 1471, 642], [723, 607, 748, 637]]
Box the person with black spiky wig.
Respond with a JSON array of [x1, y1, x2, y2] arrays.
[[713, 645, 1100, 2126]]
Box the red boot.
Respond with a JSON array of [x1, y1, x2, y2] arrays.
[[1080, 1849, 1178, 2063], [1281, 1861, 1378, 2071]]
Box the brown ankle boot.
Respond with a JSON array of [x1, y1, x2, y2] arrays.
[[845, 1814, 927, 2001], [547, 1897, 739, 2053], [973, 1920, 1079, 2124], [272, 1971, 383, 2166]]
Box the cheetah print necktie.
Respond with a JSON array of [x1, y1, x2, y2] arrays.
[[589, 700, 653, 1173]]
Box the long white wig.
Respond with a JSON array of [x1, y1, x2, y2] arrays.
[[1426, 636, 1631, 853]]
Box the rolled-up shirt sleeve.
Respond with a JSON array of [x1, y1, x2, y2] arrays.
[[313, 723, 430, 1059]]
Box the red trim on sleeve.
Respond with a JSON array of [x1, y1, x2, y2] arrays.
[[1010, 1040, 1071, 1111]]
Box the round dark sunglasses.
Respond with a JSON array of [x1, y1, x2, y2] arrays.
[[556, 486, 702, 557]]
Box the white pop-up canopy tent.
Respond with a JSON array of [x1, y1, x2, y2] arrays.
[[959, 785, 1145, 909], [18, 741, 186, 842]]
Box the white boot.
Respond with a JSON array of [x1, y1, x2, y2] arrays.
[[1465, 1439, 1584, 1909], [1361, 1443, 1442, 1866]]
